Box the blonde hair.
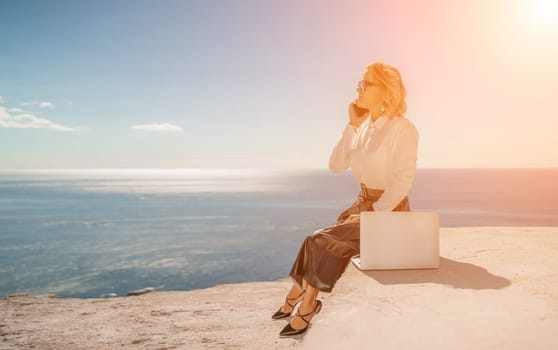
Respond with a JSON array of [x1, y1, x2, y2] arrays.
[[365, 61, 407, 118]]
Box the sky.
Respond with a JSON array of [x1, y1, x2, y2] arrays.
[[1, 0, 557, 170]]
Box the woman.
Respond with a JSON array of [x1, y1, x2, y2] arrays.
[[272, 61, 419, 337]]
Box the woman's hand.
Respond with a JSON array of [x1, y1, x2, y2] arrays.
[[348, 99, 369, 129]]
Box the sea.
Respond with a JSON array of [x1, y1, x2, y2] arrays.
[[1, 168, 557, 299]]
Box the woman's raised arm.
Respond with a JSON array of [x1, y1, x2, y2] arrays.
[[329, 100, 368, 172], [329, 122, 358, 172]]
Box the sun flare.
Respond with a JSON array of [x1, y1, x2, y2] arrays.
[[530, 0, 557, 26]]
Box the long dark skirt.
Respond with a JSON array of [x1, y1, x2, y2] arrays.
[[288, 183, 411, 293]]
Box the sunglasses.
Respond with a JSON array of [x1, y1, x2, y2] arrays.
[[358, 80, 382, 91]]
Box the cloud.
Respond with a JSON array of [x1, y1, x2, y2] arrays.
[[19, 101, 55, 108], [39, 101, 55, 108], [0, 106, 83, 131], [130, 123, 183, 132], [8, 108, 25, 113]]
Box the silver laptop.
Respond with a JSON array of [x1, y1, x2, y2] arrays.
[[351, 211, 440, 270]]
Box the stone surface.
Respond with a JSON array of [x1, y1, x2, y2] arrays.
[[1, 227, 557, 350]]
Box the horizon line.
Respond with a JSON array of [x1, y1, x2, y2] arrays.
[[0, 166, 557, 172]]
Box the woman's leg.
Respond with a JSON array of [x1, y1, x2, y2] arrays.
[[279, 279, 308, 313], [288, 280, 320, 329], [283, 222, 359, 330]]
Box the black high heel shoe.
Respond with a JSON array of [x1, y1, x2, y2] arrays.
[[279, 299, 322, 337], [271, 289, 306, 320]]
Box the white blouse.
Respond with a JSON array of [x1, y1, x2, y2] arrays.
[[329, 115, 419, 211]]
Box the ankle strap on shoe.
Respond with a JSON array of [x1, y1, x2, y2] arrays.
[[285, 289, 306, 307], [286, 289, 306, 301], [295, 300, 319, 324]]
